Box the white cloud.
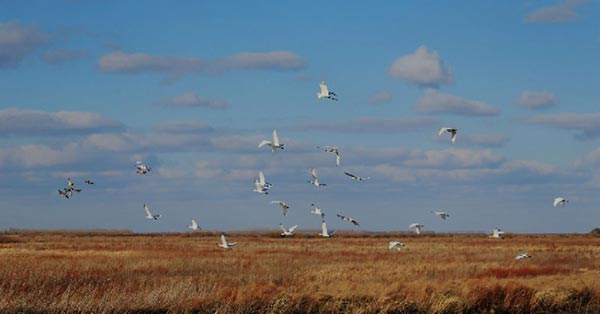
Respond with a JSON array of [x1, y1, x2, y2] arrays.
[[432, 134, 510, 148], [403, 148, 504, 169], [368, 91, 392, 105], [161, 92, 227, 109], [388, 46, 452, 87], [528, 113, 600, 139], [153, 120, 213, 133], [526, 0, 587, 23], [0, 108, 122, 136], [98, 50, 308, 81], [516, 91, 557, 110], [416, 89, 498, 116], [289, 116, 438, 133], [0, 144, 80, 168], [0, 21, 47, 68]]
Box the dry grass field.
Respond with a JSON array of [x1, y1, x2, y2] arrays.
[[1, 231, 600, 313]]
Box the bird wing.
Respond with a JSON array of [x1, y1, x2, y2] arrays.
[[259, 170, 266, 185], [311, 168, 318, 179], [279, 224, 287, 233], [221, 235, 228, 246], [344, 172, 356, 179], [389, 242, 399, 250], [553, 198, 564, 207], [438, 128, 448, 136], [144, 204, 151, 217], [258, 140, 271, 148], [283, 206, 288, 216], [254, 180, 263, 191], [289, 225, 298, 233], [451, 132, 457, 144], [320, 82, 329, 95], [335, 154, 340, 167], [272, 129, 280, 146], [191, 219, 198, 229]]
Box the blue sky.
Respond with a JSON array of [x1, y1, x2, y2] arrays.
[[1, 1, 600, 233]]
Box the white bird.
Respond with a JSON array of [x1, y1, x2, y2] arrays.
[[344, 171, 369, 182], [308, 168, 327, 187], [279, 224, 298, 237], [310, 204, 324, 217], [258, 129, 284, 153], [136, 161, 151, 174], [489, 228, 505, 239], [253, 179, 269, 195], [318, 219, 334, 238], [318, 146, 341, 167], [188, 218, 200, 231], [316, 81, 338, 101], [271, 201, 290, 216], [431, 211, 450, 220], [515, 252, 531, 260], [388, 241, 406, 252], [258, 170, 272, 189], [438, 127, 458, 144], [409, 223, 424, 235], [217, 234, 236, 249], [336, 213, 360, 226], [553, 197, 568, 207], [144, 204, 161, 220], [67, 178, 74, 188]]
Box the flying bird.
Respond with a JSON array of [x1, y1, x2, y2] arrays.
[[253, 179, 269, 195], [310, 204, 324, 217], [336, 213, 360, 226], [58, 188, 72, 199], [318, 219, 334, 238], [431, 211, 450, 220], [258, 170, 272, 189], [409, 223, 424, 235], [188, 218, 200, 231], [308, 168, 327, 187], [271, 201, 290, 216], [438, 127, 458, 144], [389, 242, 406, 252], [515, 252, 531, 260], [67, 178, 74, 188], [144, 204, 161, 220], [318, 146, 341, 167], [84, 180, 94, 185], [344, 171, 369, 182], [553, 197, 568, 207], [489, 228, 505, 239], [217, 234, 236, 249], [258, 129, 284, 153], [136, 161, 151, 175], [316, 81, 338, 101], [279, 224, 298, 237]]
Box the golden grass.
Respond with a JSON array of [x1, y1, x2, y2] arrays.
[[1, 232, 599, 313]]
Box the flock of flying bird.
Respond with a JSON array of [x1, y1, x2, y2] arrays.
[[56, 82, 570, 258]]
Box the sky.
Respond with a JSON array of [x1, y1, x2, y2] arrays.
[[1, 1, 600, 233]]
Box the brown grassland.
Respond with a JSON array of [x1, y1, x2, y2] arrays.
[[1, 231, 600, 313]]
